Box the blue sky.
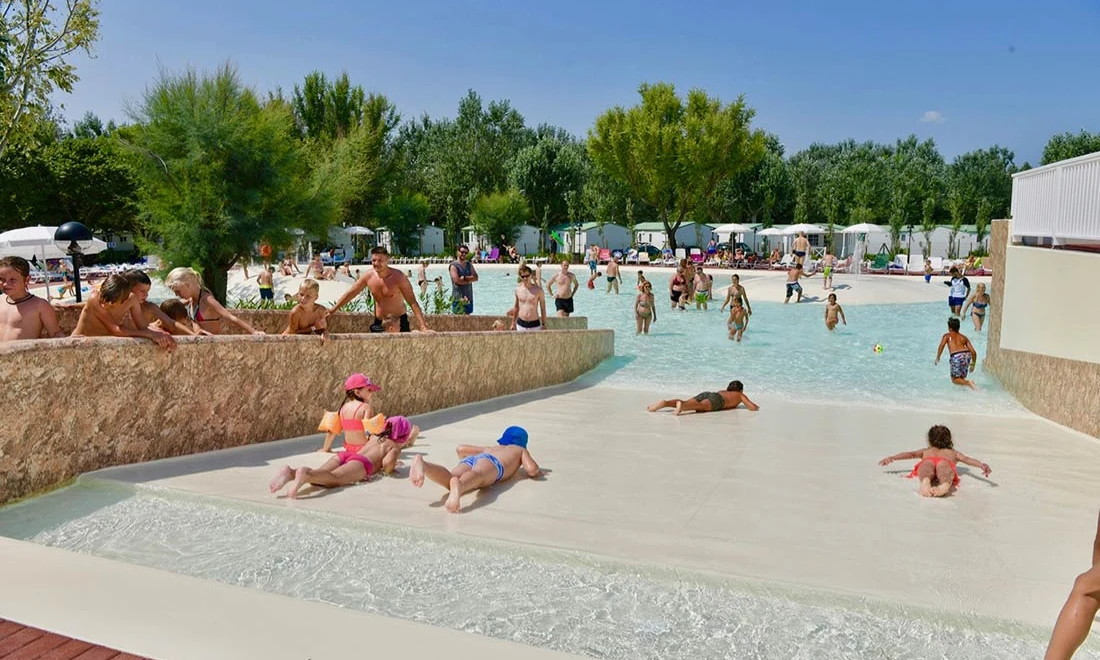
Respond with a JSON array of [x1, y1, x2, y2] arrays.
[[56, 0, 1100, 164]]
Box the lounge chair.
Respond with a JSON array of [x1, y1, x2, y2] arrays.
[[485, 248, 500, 263], [598, 248, 612, 263], [624, 249, 639, 264], [906, 254, 924, 274], [638, 252, 651, 265], [927, 257, 944, 274], [689, 248, 705, 265], [867, 254, 891, 273], [771, 254, 793, 269]]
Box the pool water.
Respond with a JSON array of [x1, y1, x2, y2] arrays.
[[378, 267, 1021, 415], [1, 480, 1088, 660]]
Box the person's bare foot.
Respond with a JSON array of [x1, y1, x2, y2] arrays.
[[931, 482, 951, 497], [674, 401, 684, 416], [269, 466, 293, 494], [287, 467, 310, 499], [966, 380, 978, 390], [445, 476, 462, 513], [646, 402, 662, 412], [736, 334, 742, 343], [919, 478, 934, 497], [410, 455, 425, 488]]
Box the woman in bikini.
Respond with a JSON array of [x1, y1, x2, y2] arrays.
[[634, 281, 656, 335], [962, 283, 991, 332], [164, 267, 264, 335], [879, 424, 991, 497], [669, 268, 687, 310]]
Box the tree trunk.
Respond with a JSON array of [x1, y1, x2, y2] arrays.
[[203, 263, 230, 306]]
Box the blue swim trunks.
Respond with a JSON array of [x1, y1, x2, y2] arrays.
[[460, 452, 505, 483]]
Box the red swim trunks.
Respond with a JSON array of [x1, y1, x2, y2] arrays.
[[907, 456, 960, 487]]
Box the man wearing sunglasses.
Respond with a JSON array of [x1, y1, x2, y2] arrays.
[[449, 244, 479, 314]]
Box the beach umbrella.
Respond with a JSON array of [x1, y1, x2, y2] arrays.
[[343, 226, 374, 236], [756, 227, 784, 236], [841, 223, 884, 234], [782, 223, 825, 235], [0, 225, 108, 261], [713, 223, 754, 234]]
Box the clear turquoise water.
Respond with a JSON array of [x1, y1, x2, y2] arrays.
[[2, 481, 1089, 660], [385, 267, 1022, 415]]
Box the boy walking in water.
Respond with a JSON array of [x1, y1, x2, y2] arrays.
[[824, 293, 846, 331], [727, 298, 749, 342], [935, 317, 978, 389], [409, 426, 543, 513], [784, 263, 814, 303]]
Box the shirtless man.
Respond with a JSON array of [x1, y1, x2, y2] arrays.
[[327, 246, 430, 333], [0, 256, 64, 341], [784, 263, 815, 303], [792, 232, 810, 266], [720, 274, 752, 316], [647, 380, 759, 415], [693, 267, 710, 310], [409, 426, 543, 513], [511, 264, 547, 332], [72, 274, 175, 350], [935, 317, 978, 389], [280, 257, 300, 277], [282, 279, 328, 339], [546, 259, 579, 317], [305, 254, 334, 281], [587, 244, 600, 276], [605, 256, 621, 295], [821, 250, 837, 289]]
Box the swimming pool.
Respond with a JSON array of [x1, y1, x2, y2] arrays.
[[1, 479, 1087, 660], [379, 267, 1020, 415]]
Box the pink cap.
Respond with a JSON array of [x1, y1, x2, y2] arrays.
[[344, 373, 381, 392]]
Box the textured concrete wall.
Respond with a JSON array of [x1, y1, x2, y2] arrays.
[[0, 329, 614, 503], [53, 307, 587, 336], [986, 220, 1100, 438]]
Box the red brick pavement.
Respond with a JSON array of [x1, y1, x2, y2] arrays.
[[0, 619, 149, 659]]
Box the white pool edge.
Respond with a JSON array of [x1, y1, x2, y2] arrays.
[[0, 536, 582, 660]]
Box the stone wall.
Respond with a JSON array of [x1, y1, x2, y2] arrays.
[[0, 329, 614, 503], [985, 219, 1100, 438], [52, 307, 587, 336]]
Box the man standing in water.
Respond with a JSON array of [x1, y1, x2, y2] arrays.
[[449, 244, 479, 314], [327, 247, 431, 333], [546, 259, 579, 317], [605, 255, 621, 295], [511, 265, 547, 332]]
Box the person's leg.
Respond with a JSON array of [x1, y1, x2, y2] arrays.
[[1045, 565, 1100, 660], [403, 425, 420, 448], [613, 279, 619, 294], [446, 461, 500, 513], [642, 316, 651, 334], [270, 465, 295, 493], [647, 399, 680, 412], [675, 398, 710, 415], [288, 460, 366, 498], [410, 455, 459, 489], [915, 459, 935, 497], [932, 461, 955, 497], [636, 314, 643, 335]]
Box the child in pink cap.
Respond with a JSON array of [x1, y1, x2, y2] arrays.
[[317, 373, 381, 452]]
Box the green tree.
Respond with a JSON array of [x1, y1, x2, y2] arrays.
[[947, 146, 1015, 222], [325, 95, 401, 227], [710, 133, 792, 226], [291, 71, 366, 142], [508, 135, 585, 250], [374, 192, 430, 256], [588, 82, 765, 250], [1041, 130, 1100, 165], [127, 64, 335, 302], [887, 136, 945, 250], [946, 191, 965, 259], [469, 189, 529, 245], [920, 196, 937, 256], [0, 0, 100, 156], [975, 197, 992, 253]]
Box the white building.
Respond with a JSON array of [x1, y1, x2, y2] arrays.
[[841, 226, 990, 259], [376, 225, 444, 256], [633, 222, 716, 249], [563, 222, 631, 253]]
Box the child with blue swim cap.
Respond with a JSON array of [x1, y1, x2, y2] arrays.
[[410, 426, 544, 513]]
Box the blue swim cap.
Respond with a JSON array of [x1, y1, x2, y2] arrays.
[[496, 426, 528, 449]]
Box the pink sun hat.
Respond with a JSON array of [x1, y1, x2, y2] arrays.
[[344, 373, 381, 392]]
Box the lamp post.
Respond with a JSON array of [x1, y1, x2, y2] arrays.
[[906, 223, 914, 274], [53, 222, 94, 303]]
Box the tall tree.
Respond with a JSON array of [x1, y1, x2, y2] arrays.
[[508, 135, 586, 250], [886, 136, 945, 250], [374, 192, 430, 255], [947, 146, 1015, 222], [0, 0, 100, 156], [127, 64, 335, 302], [1041, 130, 1100, 165], [588, 82, 765, 250], [291, 71, 366, 142], [469, 189, 529, 245]]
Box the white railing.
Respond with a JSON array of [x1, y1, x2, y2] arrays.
[[1011, 151, 1100, 243]]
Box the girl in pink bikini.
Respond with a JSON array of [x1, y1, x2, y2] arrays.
[[270, 374, 414, 498], [879, 425, 991, 497]]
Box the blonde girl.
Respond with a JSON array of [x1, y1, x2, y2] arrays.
[[164, 267, 263, 335], [961, 283, 991, 332]]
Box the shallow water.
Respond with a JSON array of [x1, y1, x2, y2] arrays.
[[1, 481, 1089, 660]]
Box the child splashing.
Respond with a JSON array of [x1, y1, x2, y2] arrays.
[[879, 425, 991, 497]]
